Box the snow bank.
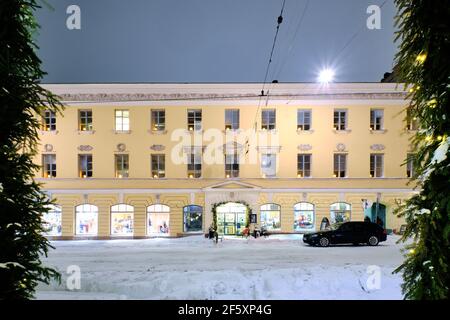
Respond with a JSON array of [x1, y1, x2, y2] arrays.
[[36, 235, 405, 300]]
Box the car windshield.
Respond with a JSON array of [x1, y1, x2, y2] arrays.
[[326, 222, 343, 231]]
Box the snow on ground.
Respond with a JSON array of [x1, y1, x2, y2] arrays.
[[35, 234, 407, 300]]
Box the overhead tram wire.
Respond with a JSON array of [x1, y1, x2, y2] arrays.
[[333, 0, 388, 64], [265, 0, 310, 107], [271, 0, 310, 83], [283, 0, 387, 106], [246, 0, 286, 155]]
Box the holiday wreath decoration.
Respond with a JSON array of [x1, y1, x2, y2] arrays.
[[211, 201, 253, 232]]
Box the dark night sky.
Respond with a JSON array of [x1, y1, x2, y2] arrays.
[[35, 0, 398, 83]]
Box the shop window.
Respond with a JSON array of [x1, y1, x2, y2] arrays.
[[42, 205, 62, 236], [294, 202, 315, 231], [183, 205, 203, 232], [260, 203, 281, 231], [330, 202, 351, 224], [75, 204, 98, 235], [147, 204, 170, 235], [111, 204, 134, 235]]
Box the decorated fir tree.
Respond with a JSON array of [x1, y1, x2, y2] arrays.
[[393, 0, 450, 299], [0, 0, 62, 299]]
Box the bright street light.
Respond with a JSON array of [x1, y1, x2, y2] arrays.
[[317, 68, 335, 83]]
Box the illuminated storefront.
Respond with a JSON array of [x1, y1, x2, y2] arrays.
[[111, 204, 134, 235], [260, 204, 281, 231], [294, 202, 315, 231], [147, 204, 170, 235]]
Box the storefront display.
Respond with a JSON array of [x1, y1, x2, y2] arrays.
[[42, 205, 62, 236], [183, 205, 203, 232], [147, 204, 170, 235], [260, 203, 281, 231], [330, 202, 351, 224], [75, 204, 98, 235], [294, 202, 315, 231]]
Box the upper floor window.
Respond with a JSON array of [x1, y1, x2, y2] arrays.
[[261, 109, 276, 130], [42, 110, 56, 131], [187, 109, 202, 131], [406, 108, 419, 130], [370, 154, 384, 177], [297, 154, 311, 178], [42, 154, 56, 178], [115, 154, 129, 178], [370, 109, 384, 130], [78, 154, 93, 178], [225, 109, 239, 130], [333, 153, 347, 177], [151, 110, 165, 132], [407, 153, 415, 178], [115, 110, 130, 132], [79, 110, 93, 131], [297, 110, 311, 131], [225, 153, 239, 178], [261, 153, 276, 177], [187, 150, 202, 178], [333, 109, 347, 130], [151, 154, 165, 178]]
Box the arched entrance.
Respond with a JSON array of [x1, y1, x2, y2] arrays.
[[216, 202, 247, 235]]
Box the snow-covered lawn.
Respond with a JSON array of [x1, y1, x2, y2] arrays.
[[36, 234, 406, 300]]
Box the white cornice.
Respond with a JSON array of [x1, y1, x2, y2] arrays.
[[42, 83, 409, 104]]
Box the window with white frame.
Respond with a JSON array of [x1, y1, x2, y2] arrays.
[[147, 204, 170, 235], [111, 204, 134, 235], [370, 154, 384, 177], [187, 109, 202, 131], [151, 154, 165, 178], [297, 154, 311, 177], [79, 110, 93, 131], [333, 153, 347, 177], [261, 109, 276, 130], [297, 110, 311, 130], [225, 109, 239, 130], [261, 154, 276, 177], [42, 110, 56, 131], [406, 108, 418, 130], [333, 109, 347, 130], [187, 149, 202, 178], [151, 110, 165, 131], [75, 204, 98, 235], [115, 110, 130, 132], [370, 109, 384, 130], [294, 202, 315, 231], [407, 153, 415, 178], [42, 205, 62, 236], [115, 154, 129, 178], [42, 154, 56, 178], [78, 154, 93, 178], [225, 153, 239, 178]]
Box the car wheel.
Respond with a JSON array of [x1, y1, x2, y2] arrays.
[[368, 235, 379, 246], [319, 237, 330, 247]]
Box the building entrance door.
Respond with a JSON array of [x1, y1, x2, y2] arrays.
[[216, 202, 247, 235]]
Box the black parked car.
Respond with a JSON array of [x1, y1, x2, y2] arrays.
[[303, 221, 387, 247]]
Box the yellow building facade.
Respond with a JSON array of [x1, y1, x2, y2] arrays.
[[36, 83, 416, 239]]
